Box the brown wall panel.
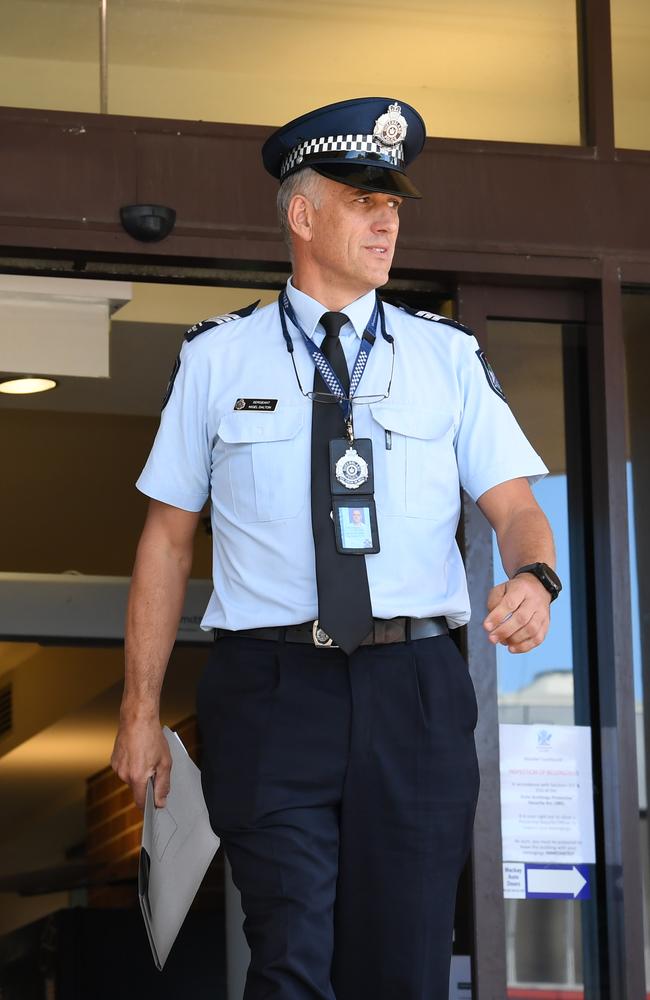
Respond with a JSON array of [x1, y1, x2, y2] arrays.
[[0, 108, 649, 276], [0, 118, 137, 225], [135, 130, 278, 236]]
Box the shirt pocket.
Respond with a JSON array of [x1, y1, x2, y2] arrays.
[[215, 407, 307, 522], [369, 404, 458, 518]]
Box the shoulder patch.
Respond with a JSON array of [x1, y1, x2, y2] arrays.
[[184, 299, 260, 342], [476, 349, 507, 402], [161, 354, 181, 411], [396, 302, 474, 336]]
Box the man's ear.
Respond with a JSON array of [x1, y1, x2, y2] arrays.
[[287, 194, 315, 244]]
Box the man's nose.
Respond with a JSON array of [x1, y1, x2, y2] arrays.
[[372, 209, 398, 234]]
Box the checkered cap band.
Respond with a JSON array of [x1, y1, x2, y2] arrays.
[[281, 134, 404, 179]]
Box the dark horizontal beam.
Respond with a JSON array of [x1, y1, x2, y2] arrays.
[[1, 106, 649, 280]]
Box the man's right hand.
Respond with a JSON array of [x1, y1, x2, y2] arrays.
[[110, 716, 172, 811]]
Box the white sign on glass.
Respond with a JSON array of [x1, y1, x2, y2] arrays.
[[499, 724, 596, 900]]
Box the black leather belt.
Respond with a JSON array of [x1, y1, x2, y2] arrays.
[[214, 616, 448, 648]]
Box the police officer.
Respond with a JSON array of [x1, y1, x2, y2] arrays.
[[111, 97, 560, 999]]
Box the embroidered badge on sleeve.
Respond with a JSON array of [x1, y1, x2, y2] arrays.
[[476, 349, 507, 402], [161, 354, 181, 411]]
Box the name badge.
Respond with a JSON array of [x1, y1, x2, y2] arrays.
[[233, 398, 278, 411]]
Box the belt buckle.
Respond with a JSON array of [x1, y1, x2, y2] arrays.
[[312, 620, 338, 649]]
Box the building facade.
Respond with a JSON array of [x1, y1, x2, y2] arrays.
[[0, 1, 649, 997]]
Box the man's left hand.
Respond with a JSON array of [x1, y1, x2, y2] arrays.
[[482, 574, 551, 654]]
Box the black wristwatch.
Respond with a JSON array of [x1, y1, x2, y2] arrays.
[[513, 562, 562, 602]]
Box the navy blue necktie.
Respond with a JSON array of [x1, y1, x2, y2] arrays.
[[310, 312, 373, 653]]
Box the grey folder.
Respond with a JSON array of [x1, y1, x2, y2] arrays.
[[138, 726, 220, 970]]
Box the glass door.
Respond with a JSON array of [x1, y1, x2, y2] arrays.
[[488, 316, 598, 998], [453, 283, 644, 1000]]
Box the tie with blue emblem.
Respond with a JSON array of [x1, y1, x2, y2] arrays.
[[310, 311, 374, 653]]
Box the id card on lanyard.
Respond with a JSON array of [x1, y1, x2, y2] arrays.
[[279, 290, 385, 554], [329, 438, 379, 554]]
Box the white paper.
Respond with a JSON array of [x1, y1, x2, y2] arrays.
[[139, 726, 220, 969], [499, 723, 596, 866]]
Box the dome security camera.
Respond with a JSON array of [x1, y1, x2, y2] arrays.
[[120, 204, 176, 242]]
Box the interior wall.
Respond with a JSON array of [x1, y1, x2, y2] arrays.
[[0, 410, 211, 577], [0, 282, 276, 579]]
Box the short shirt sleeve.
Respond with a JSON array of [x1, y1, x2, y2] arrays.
[[455, 336, 548, 502], [136, 340, 211, 512]]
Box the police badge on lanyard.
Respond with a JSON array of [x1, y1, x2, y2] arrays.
[[329, 437, 380, 555], [330, 439, 374, 493]]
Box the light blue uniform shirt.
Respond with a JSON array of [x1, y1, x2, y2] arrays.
[[137, 280, 548, 631]]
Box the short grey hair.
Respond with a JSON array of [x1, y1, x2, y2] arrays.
[[276, 167, 324, 251]]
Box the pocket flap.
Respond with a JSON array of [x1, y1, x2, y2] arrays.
[[218, 407, 305, 444], [369, 404, 453, 441]]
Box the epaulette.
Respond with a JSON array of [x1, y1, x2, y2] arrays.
[[184, 300, 260, 341], [396, 302, 474, 337], [396, 301, 507, 401], [161, 300, 260, 410]]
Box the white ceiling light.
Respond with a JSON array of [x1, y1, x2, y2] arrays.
[[0, 376, 58, 395]]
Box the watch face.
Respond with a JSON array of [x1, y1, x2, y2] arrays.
[[517, 562, 562, 599], [542, 565, 562, 592]]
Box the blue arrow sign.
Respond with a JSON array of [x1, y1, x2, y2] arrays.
[[525, 863, 591, 900]]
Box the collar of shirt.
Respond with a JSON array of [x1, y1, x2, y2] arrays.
[[285, 277, 377, 345]]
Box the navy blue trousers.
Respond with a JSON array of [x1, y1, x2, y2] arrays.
[[197, 634, 479, 1000]]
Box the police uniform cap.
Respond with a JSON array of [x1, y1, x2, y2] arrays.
[[262, 97, 426, 199]]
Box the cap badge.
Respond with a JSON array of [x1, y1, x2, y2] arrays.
[[373, 102, 408, 147]]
